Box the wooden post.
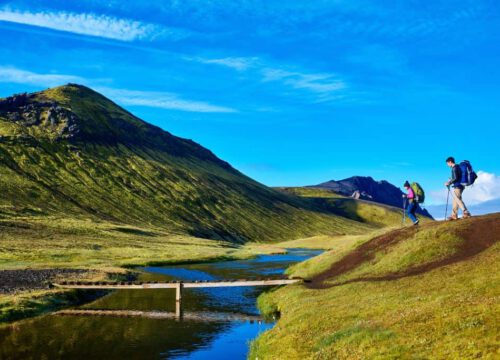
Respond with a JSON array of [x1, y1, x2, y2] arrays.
[[175, 299, 183, 320], [175, 282, 183, 320], [175, 282, 183, 302]]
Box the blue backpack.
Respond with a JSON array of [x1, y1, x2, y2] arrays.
[[459, 160, 477, 186]]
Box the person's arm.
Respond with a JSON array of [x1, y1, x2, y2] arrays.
[[451, 166, 460, 183], [445, 166, 459, 186]]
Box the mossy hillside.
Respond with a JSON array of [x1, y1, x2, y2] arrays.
[[250, 213, 500, 359], [0, 85, 372, 243]]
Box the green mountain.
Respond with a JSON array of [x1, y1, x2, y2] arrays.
[[0, 84, 371, 243]]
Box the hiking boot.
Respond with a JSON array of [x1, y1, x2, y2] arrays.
[[447, 215, 458, 221], [463, 211, 472, 218], [413, 220, 420, 226]]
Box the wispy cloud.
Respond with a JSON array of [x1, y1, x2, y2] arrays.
[[195, 57, 258, 71], [0, 66, 236, 113], [194, 55, 349, 103], [144, 1, 485, 43], [97, 88, 237, 113], [261, 68, 347, 102], [0, 66, 85, 87], [0, 7, 181, 41]]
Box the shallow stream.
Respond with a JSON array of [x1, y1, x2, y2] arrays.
[[0, 248, 321, 359]]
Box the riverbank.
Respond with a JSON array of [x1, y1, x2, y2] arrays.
[[0, 215, 286, 269], [250, 213, 500, 359], [0, 268, 134, 325], [0, 248, 323, 359], [0, 216, 286, 325]]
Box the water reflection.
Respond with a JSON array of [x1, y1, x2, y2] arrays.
[[0, 249, 321, 359]]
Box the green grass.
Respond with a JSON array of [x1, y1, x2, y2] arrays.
[[0, 215, 288, 270], [276, 229, 394, 279], [250, 214, 500, 359]]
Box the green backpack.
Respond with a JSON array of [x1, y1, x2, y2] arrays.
[[411, 182, 425, 204]]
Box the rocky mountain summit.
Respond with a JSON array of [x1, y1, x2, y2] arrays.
[[0, 92, 80, 140]]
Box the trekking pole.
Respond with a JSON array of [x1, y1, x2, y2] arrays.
[[444, 186, 451, 220], [402, 197, 406, 226]]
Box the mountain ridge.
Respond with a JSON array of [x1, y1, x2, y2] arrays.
[[310, 176, 433, 218]]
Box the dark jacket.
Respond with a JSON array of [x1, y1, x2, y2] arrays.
[[450, 164, 463, 188]]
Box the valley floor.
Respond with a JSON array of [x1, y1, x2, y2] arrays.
[[250, 213, 500, 359], [0, 215, 286, 324]]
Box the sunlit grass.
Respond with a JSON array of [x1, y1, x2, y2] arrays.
[[250, 214, 500, 359], [0, 216, 287, 270]]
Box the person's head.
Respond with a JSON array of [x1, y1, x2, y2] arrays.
[[404, 181, 410, 189], [446, 156, 455, 168]]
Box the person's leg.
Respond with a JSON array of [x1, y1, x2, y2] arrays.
[[407, 202, 418, 223], [454, 188, 468, 213], [451, 188, 460, 218], [455, 188, 471, 217], [411, 203, 419, 224]]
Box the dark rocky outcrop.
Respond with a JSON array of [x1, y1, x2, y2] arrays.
[[310, 176, 433, 218]]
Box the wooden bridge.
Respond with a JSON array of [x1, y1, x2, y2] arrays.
[[53, 278, 304, 318], [53, 278, 302, 301]]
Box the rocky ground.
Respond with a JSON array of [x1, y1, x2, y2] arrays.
[[0, 269, 90, 294]]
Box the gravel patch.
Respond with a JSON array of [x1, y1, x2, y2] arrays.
[[0, 269, 90, 294]]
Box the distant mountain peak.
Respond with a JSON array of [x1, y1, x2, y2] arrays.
[[310, 176, 433, 218]]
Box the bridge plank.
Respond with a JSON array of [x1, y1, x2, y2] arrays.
[[52, 278, 301, 289]]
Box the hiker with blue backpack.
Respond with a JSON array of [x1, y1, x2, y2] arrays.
[[444, 157, 477, 220]]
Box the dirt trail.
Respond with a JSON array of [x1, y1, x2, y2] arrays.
[[307, 214, 500, 289]]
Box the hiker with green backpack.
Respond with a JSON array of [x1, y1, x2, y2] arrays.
[[402, 181, 425, 226]]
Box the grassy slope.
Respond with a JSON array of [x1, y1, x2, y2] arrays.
[[251, 213, 500, 359], [0, 216, 285, 270], [277, 187, 429, 228], [0, 85, 370, 245]]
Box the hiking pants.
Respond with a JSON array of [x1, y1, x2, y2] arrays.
[[407, 201, 418, 223], [452, 187, 467, 217]]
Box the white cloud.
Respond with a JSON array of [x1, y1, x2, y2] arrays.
[[430, 171, 500, 205], [262, 68, 346, 101], [463, 171, 500, 205], [0, 66, 85, 87], [97, 88, 237, 113], [193, 55, 350, 103], [0, 8, 176, 41], [0, 66, 236, 113], [196, 57, 258, 71]]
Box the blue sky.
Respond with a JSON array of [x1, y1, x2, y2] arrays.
[[0, 0, 499, 215]]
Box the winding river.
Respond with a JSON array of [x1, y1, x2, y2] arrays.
[[0, 248, 321, 359]]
